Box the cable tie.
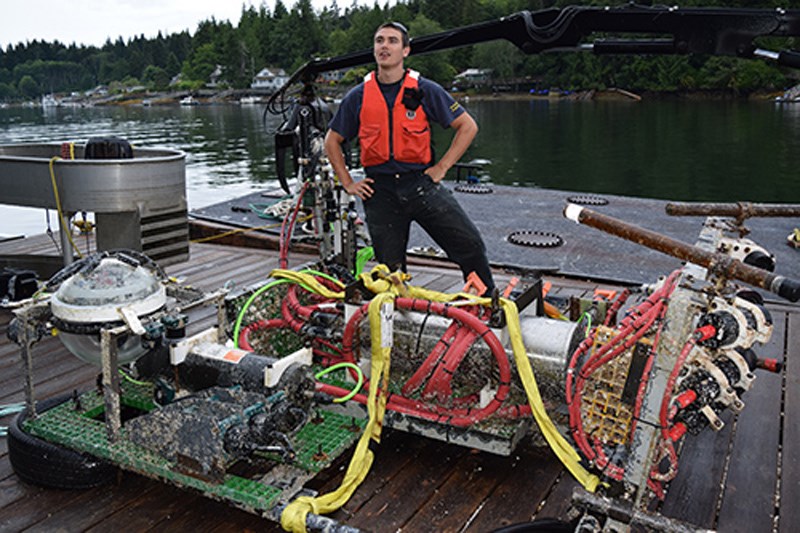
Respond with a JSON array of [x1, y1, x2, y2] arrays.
[[630, 416, 662, 429]]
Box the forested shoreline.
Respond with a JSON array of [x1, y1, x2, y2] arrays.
[[2, 0, 799, 102]]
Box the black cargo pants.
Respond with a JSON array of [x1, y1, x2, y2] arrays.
[[363, 170, 495, 294]]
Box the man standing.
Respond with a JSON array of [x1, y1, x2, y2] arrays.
[[324, 21, 495, 294]]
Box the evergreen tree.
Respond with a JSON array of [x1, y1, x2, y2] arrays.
[[0, 0, 794, 101]]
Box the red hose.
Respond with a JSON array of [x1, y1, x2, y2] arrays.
[[238, 318, 290, 351], [279, 182, 309, 269], [604, 288, 631, 326], [402, 321, 460, 396], [337, 297, 512, 425], [423, 327, 479, 400], [566, 270, 680, 466]]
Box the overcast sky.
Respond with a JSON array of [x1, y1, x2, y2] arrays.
[[1, 0, 356, 50]]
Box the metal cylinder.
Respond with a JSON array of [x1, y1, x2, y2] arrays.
[[517, 316, 582, 400], [520, 316, 582, 372], [0, 143, 188, 266]]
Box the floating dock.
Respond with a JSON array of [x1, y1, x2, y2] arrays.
[[190, 183, 800, 286], [0, 214, 798, 531]]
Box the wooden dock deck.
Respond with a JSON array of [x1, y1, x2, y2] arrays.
[[0, 233, 798, 532]]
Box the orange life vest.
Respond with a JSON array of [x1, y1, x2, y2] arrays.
[[358, 69, 432, 167]]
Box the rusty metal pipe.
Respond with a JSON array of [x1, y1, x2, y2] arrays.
[[666, 201, 800, 219], [563, 204, 800, 302], [571, 488, 714, 533]]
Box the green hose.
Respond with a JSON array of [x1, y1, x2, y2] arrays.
[[355, 247, 374, 276], [315, 362, 364, 403], [233, 279, 291, 349], [232, 269, 343, 349]]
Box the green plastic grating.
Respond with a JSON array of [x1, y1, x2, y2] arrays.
[[23, 388, 365, 514]]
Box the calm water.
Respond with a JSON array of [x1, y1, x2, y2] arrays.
[[1, 99, 799, 235]]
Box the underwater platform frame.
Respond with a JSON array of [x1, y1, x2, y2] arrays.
[[0, 226, 798, 532]]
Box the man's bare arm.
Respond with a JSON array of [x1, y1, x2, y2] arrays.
[[424, 112, 478, 183], [324, 129, 374, 199]]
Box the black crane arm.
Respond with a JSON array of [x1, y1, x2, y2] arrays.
[[267, 3, 800, 193], [273, 4, 800, 97]]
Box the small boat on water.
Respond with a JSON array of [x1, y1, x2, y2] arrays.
[[775, 82, 800, 102], [40, 94, 60, 108], [179, 95, 198, 106]]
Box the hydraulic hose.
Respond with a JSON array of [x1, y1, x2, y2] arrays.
[[340, 297, 512, 425], [565, 271, 678, 477], [232, 279, 291, 349], [232, 269, 342, 349], [314, 362, 364, 403], [238, 318, 288, 351], [279, 182, 310, 269], [401, 320, 460, 396]]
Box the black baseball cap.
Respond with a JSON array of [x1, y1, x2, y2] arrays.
[[378, 21, 410, 44]]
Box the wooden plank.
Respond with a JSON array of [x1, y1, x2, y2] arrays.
[[0, 232, 62, 255], [184, 249, 320, 287], [0, 344, 84, 396], [406, 270, 446, 290], [0, 478, 124, 532], [82, 482, 205, 532], [715, 311, 785, 533], [0, 472, 58, 515], [22, 475, 158, 532], [660, 411, 735, 528], [425, 272, 462, 293], [0, 455, 13, 484], [779, 311, 800, 533], [400, 449, 511, 532], [344, 439, 469, 531], [533, 470, 579, 520], [132, 481, 283, 533], [325, 430, 435, 520], [0, 362, 97, 406], [465, 445, 563, 532], [177, 254, 278, 291], [169, 498, 282, 533]]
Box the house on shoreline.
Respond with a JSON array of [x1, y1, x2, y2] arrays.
[[251, 67, 288, 92]]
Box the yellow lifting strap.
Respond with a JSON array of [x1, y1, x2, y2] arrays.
[[500, 299, 601, 492], [281, 291, 394, 533], [279, 265, 598, 532], [270, 269, 345, 300]]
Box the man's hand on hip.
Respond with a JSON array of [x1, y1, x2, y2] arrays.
[[344, 177, 375, 199], [424, 163, 448, 183]]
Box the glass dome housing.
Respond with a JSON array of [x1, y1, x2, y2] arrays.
[[58, 331, 149, 366], [51, 257, 166, 323], [50, 257, 167, 365]]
